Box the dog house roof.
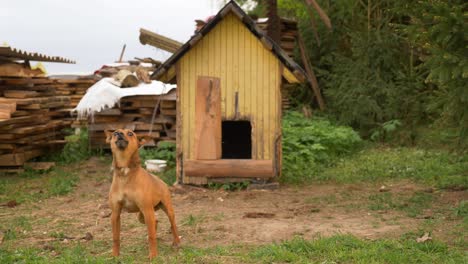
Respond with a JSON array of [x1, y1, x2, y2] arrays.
[[151, 0, 306, 82]]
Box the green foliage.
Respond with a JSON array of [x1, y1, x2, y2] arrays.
[[139, 142, 177, 185], [320, 147, 468, 189], [398, 0, 468, 147], [49, 128, 92, 164], [370, 119, 402, 142], [247, 0, 467, 148], [139, 142, 176, 167], [281, 111, 362, 184]]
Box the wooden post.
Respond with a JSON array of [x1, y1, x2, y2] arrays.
[[297, 34, 326, 110], [118, 44, 126, 63]]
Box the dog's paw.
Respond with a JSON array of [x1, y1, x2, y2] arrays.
[[172, 236, 182, 248]]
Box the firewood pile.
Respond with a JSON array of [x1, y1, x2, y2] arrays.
[[88, 91, 177, 149], [0, 77, 97, 172], [256, 17, 298, 58], [256, 17, 299, 111]]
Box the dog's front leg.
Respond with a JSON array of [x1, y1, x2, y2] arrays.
[[111, 204, 122, 257], [143, 208, 158, 259]]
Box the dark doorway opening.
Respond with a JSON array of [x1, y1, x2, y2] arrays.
[[222, 121, 252, 159]]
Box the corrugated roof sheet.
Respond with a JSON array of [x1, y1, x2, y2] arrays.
[[0, 46, 75, 64]]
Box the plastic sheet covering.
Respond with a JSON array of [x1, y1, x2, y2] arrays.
[[73, 78, 176, 119]]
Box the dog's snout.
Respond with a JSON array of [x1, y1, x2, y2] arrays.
[[115, 132, 125, 140]]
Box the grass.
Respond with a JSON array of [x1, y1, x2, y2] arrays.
[[316, 147, 468, 189], [368, 192, 434, 217], [0, 168, 79, 204], [0, 235, 465, 264]]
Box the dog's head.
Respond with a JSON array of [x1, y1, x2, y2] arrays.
[[105, 129, 152, 152]]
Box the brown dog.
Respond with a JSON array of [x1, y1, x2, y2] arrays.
[[105, 129, 180, 259]]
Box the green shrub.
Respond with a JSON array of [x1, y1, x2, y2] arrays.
[[139, 142, 177, 185], [281, 111, 362, 184], [47, 128, 92, 164], [139, 142, 176, 167]]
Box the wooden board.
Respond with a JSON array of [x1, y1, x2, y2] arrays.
[[184, 159, 274, 178], [194, 77, 221, 160]]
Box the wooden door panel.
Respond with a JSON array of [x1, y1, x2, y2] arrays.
[[195, 76, 221, 160]]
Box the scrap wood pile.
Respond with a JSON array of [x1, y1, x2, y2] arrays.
[[0, 77, 96, 172], [88, 92, 176, 149], [77, 65, 177, 149]]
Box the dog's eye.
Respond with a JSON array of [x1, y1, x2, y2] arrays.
[[127, 132, 134, 136], [113, 132, 119, 136]]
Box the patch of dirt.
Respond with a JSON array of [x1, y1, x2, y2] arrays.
[[0, 158, 465, 252]]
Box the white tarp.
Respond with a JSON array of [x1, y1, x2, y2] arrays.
[[73, 77, 176, 119]]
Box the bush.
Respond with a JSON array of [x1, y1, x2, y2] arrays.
[[50, 128, 92, 164], [281, 111, 362, 184], [139, 142, 177, 185]]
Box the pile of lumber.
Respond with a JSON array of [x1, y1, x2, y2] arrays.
[[281, 84, 294, 111], [256, 17, 298, 58], [52, 78, 98, 128], [88, 91, 177, 149], [0, 77, 95, 172]]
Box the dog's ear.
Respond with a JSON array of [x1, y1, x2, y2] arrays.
[[139, 135, 153, 147], [104, 130, 113, 143]]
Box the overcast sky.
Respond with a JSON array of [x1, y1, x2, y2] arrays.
[[1, 0, 225, 74]]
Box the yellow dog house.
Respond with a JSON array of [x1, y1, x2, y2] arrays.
[[151, 1, 305, 185]]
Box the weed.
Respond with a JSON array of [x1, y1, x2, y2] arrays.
[[18, 167, 47, 179], [139, 142, 176, 167], [48, 169, 79, 196], [453, 200, 468, 219], [14, 216, 32, 231], [182, 214, 205, 227], [2, 229, 17, 241], [213, 213, 225, 221], [281, 111, 362, 184], [158, 167, 177, 186], [370, 119, 402, 142], [47, 128, 93, 164], [207, 181, 250, 191], [50, 231, 66, 240]]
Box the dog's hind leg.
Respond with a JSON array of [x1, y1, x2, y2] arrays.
[[138, 211, 158, 231], [137, 211, 145, 224], [161, 199, 181, 247]]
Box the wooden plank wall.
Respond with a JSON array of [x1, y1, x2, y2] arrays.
[[178, 13, 281, 163]]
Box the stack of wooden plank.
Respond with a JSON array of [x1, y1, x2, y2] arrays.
[[53, 78, 97, 108], [0, 77, 95, 172], [257, 17, 298, 58], [281, 84, 294, 111], [88, 90, 177, 149]]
